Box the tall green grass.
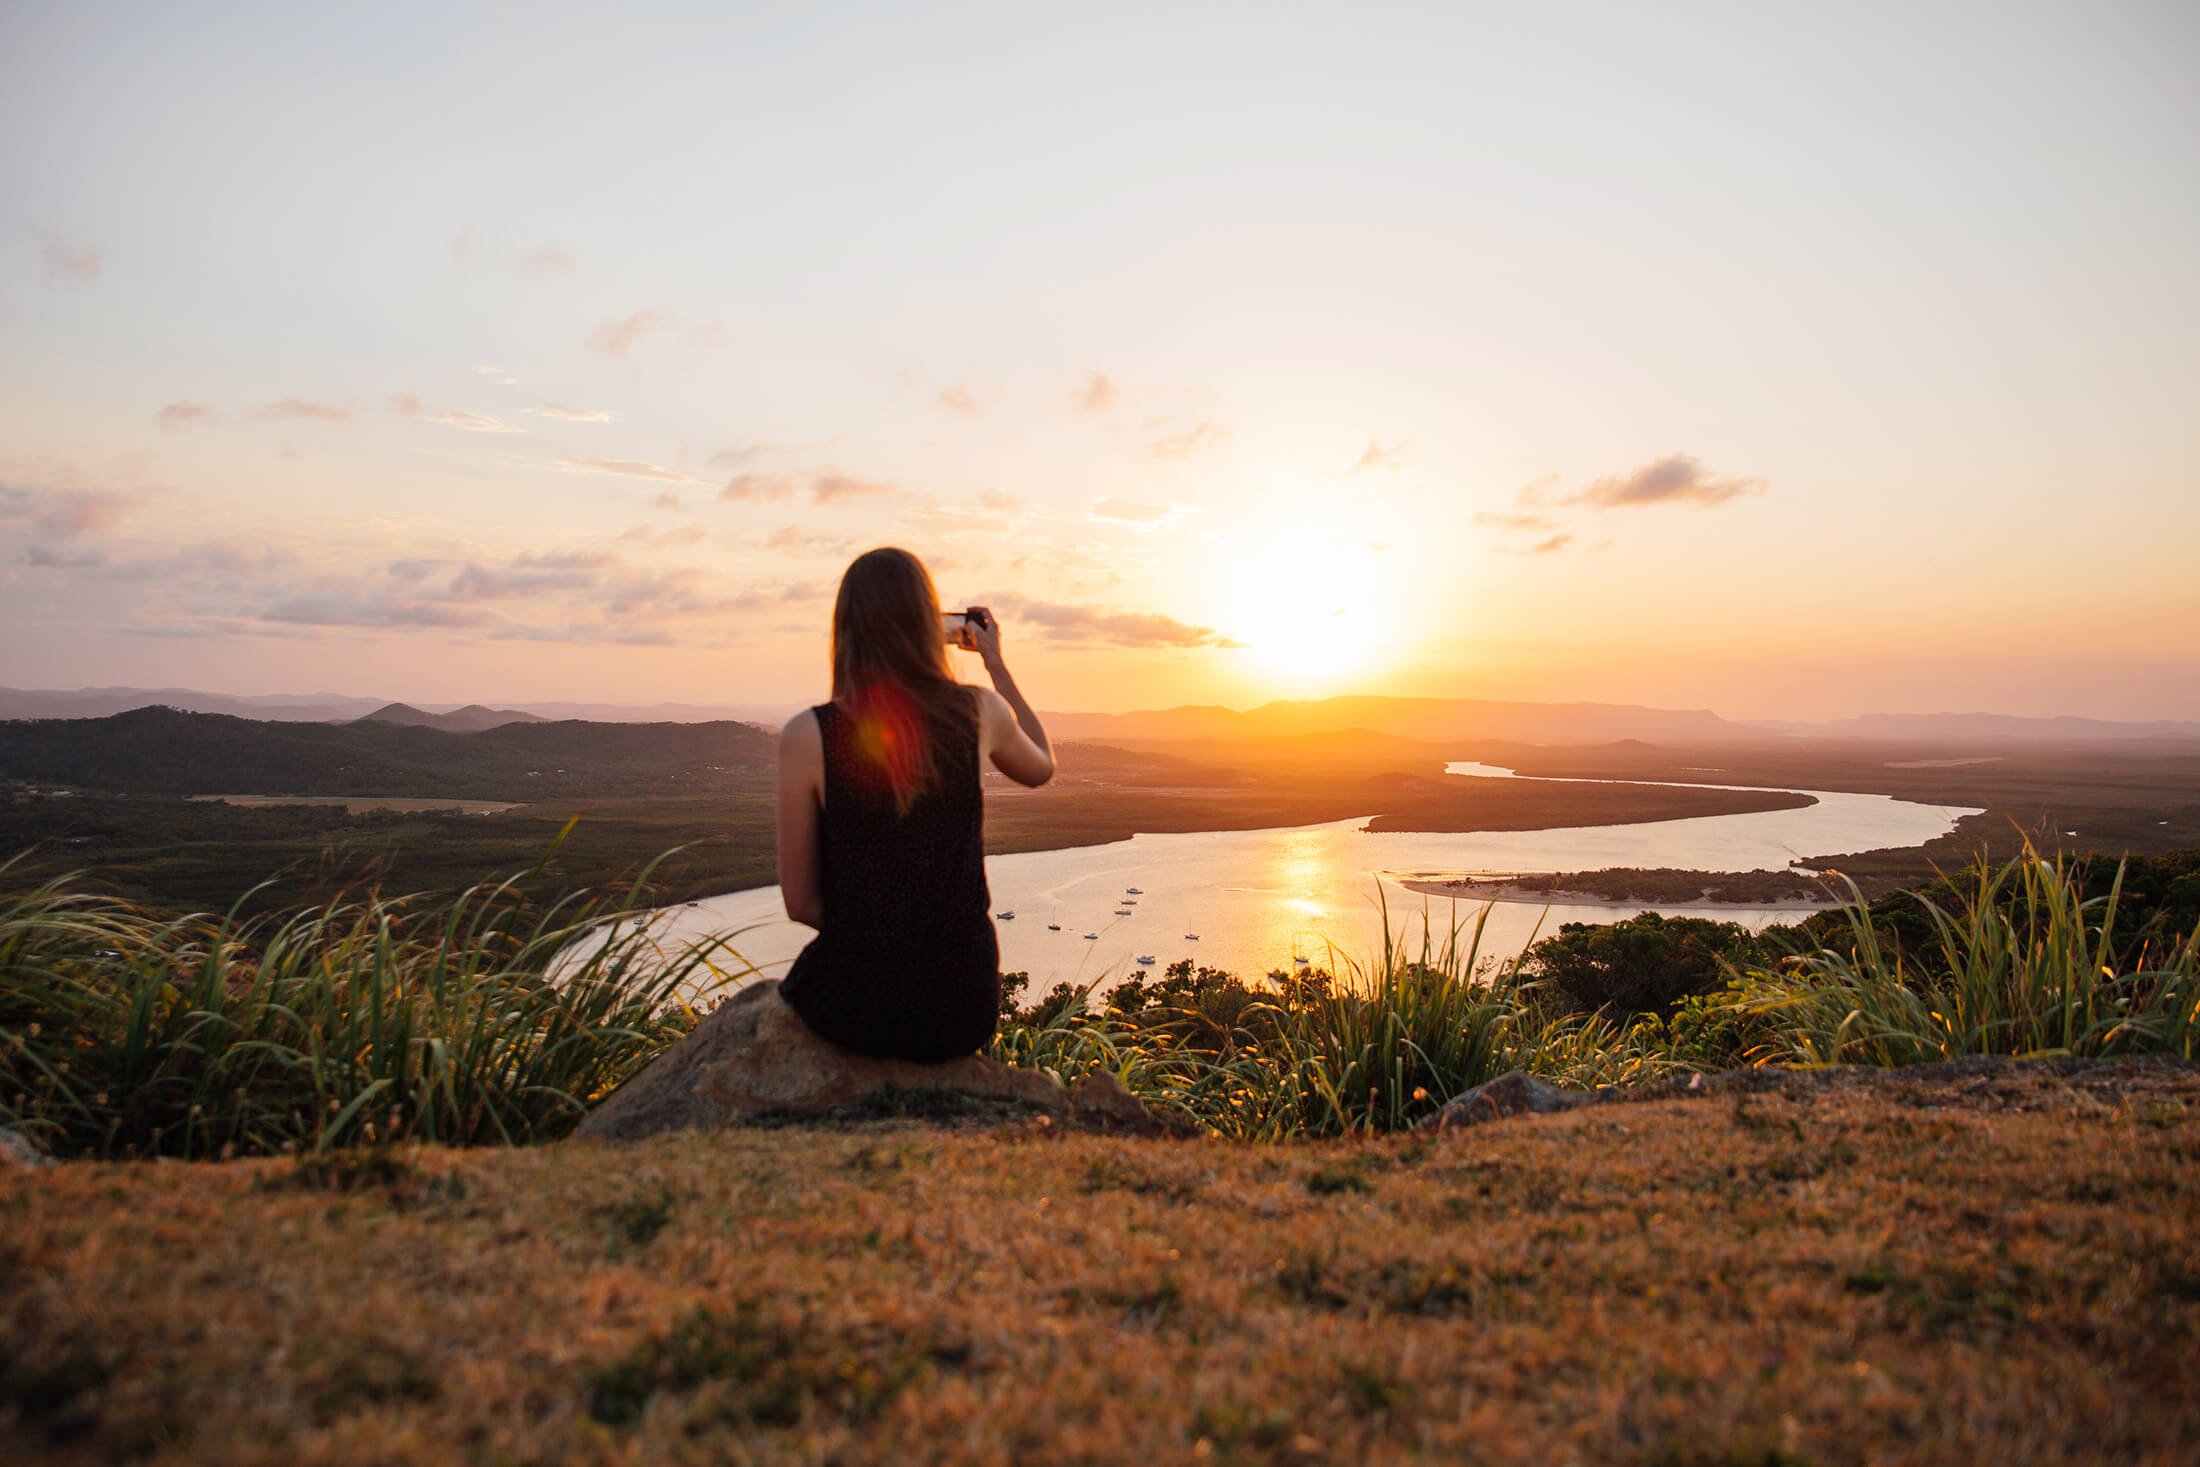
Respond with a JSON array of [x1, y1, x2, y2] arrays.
[[1705, 845, 2200, 1066], [0, 858, 754, 1159], [990, 896, 1680, 1139], [7, 844, 2192, 1154]]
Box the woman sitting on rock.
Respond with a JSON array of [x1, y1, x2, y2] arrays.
[[773, 546, 1054, 1061]]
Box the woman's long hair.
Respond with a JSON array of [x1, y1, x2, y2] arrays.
[[830, 547, 975, 814]]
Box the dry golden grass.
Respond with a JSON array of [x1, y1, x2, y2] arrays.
[[4, 1071, 2197, 1465]]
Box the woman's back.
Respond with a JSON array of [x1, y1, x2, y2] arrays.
[[777, 689, 1000, 1060]]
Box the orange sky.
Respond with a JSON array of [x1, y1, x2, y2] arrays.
[[3, 5, 2197, 720]]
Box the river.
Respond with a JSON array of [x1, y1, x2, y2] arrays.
[[616, 761, 1980, 993]]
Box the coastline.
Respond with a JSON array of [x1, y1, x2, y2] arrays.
[[1396, 875, 1840, 911]]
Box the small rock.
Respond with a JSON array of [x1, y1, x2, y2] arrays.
[[0, 1127, 53, 1172], [1420, 1071, 1590, 1132], [577, 981, 1188, 1141]]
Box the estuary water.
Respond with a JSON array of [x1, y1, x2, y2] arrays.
[[622, 762, 1980, 994]]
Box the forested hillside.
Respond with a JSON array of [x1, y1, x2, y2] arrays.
[[0, 706, 776, 799]]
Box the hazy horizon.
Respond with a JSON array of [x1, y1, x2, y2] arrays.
[[5, 4, 2197, 721], [10, 678, 2200, 734]]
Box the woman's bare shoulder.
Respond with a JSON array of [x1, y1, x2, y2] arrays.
[[779, 707, 821, 748]]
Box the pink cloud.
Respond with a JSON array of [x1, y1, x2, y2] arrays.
[[37, 230, 100, 284], [810, 471, 895, 504], [252, 399, 351, 422], [935, 384, 984, 416], [1347, 439, 1406, 474], [1147, 421, 1219, 459], [1565, 453, 1764, 510], [992, 594, 1238, 649], [1472, 510, 1558, 532], [156, 402, 213, 432], [586, 309, 679, 358], [390, 394, 522, 433], [1077, 371, 1117, 413], [554, 458, 706, 484]]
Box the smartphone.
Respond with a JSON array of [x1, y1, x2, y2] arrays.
[[942, 611, 977, 650]]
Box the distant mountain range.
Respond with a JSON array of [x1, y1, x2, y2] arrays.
[[0, 706, 775, 799], [4, 686, 2196, 745], [0, 686, 798, 727], [1748, 712, 2200, 742], [355, 702, 544, 733]]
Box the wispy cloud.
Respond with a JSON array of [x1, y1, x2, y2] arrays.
[[720, 469, 896, 507], [585, 308, 715, 360], [23, 544, 108, 569], [934, 384, 984, 416], [391, 394, 523, 433], [586, 309, 676, 358], [156, 402, 213, 432], [446, 550, 613, 601], [760, 525, 863, 557], [37, 229, 100, 284], [812, 471, 895, 504], [1346, 439, 1407, 474], [1090, 497, 1173, 523], [251, 399, 350, 422], [1471, 510, 1558, 532], [1147, 421, 1220, 459], [618, 522, 708, 548], [711, 442, 772, 468], [452, 236, 574, 273], [898, 497, 1018, 543], [722, 473, 794, 503], [1565, 452, 1765, 510], [28, 489, 134, 539], [1076, 371, 1117, 413], [996, 595, 1240, 650], [554, 458, 706, 485], [1527, 532, 1573, 555], [526, 404, 614, 423]]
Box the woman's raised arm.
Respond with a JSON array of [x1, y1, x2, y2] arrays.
[[966, 606, 1053, 787]]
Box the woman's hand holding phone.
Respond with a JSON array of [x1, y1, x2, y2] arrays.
[[963, 606, 1004, 670]]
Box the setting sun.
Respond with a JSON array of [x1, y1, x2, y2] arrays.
[[1217, 522, 1402, 692]]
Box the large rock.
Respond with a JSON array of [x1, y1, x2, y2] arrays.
[[1419, 1071, 1592, 1131], [577, 981, 1186, 1140], [0, 1127, 53, 1172]]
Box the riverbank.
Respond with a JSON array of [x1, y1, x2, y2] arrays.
[[1398, 867, 1840, 910], [6, 1061, 2192, 1464]]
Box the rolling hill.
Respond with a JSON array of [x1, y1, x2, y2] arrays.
[[355, 702, 544, 733], [0, 706, 776, 800]]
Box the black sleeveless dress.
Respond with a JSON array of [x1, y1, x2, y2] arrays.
[[778, 692, 1001, 1062]]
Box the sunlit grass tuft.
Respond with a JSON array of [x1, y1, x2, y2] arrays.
[[0, 854, 754, 1158], [1704, 843, 2200, 1066]]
